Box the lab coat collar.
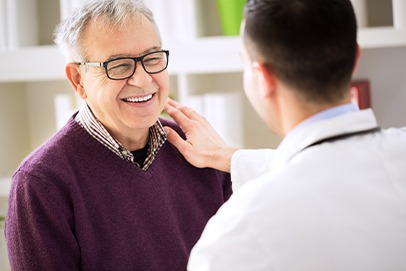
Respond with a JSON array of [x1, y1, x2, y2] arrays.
[[275, 109, 379, 167]]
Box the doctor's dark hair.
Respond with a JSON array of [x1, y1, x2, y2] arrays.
[[243, 0, 358, 104]]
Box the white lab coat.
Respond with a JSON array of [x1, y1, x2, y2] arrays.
[[188, 109, 406, 271]]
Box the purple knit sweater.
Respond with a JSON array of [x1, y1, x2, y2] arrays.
[[5, 116, 232, 271]]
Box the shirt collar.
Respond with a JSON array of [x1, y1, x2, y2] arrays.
[[290, 103, 359, 136], [274, 103, 377, 167], [75, 103, 167, 170]]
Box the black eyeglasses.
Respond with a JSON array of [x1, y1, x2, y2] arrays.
[[76, 50, 169, 80]]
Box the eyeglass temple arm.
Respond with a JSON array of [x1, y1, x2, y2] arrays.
[[76, 62, 103, 67]]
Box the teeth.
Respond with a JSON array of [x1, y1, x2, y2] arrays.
[[123, 94, 153, 103]]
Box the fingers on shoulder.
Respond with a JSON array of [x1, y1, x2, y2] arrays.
[[167, 99, 206, 122]]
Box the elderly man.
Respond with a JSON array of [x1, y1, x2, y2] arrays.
[[5, 1, 231, 270]]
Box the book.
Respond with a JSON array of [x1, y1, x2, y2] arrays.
[[350, 80, 371, 109], [350, 0, 368, 27], [60, 0, 83, 20], [144, 0, 197, 43], [54, 94, 78, 130], [182, 92, 243, 147], [6, 0, 38, 48], [392, 0, 406, 29], [0, 0, 7, 49], [203, 92, 243, 147]]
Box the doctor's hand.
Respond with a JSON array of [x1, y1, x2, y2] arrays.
[[163, 99, 239, 173]]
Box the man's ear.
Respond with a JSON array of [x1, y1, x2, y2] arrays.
[[252, 62, 277, 98], [352, 44, 362, 75], [66, 63, 87, 99]]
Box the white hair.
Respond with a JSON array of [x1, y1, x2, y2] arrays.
[[54, 0, 161, 62]]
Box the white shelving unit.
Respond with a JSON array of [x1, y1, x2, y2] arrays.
[[0, 0, 406, 221], [0, 0, 405, 178], [0, 0, 406, 269]]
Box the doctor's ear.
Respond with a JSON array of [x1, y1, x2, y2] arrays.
[[252, 62, 277, 98], [66, 63, 87, 99], [352, 44, 362, 75]]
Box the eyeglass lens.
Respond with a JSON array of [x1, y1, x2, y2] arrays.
[[106, 51, 168, 79]]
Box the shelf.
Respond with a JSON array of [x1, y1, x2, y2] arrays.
[[0, 37, 242, 83], [0, 45, 65, 82], [358, 27, 406, 48], [2, 27, 406, 84]]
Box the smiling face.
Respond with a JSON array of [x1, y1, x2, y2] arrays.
[[77, 14, 169, 147]]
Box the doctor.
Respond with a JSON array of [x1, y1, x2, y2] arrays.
[[164, 0, 406, 270]]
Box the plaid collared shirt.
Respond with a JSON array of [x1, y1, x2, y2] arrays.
[[75, 103, 167, 170]]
